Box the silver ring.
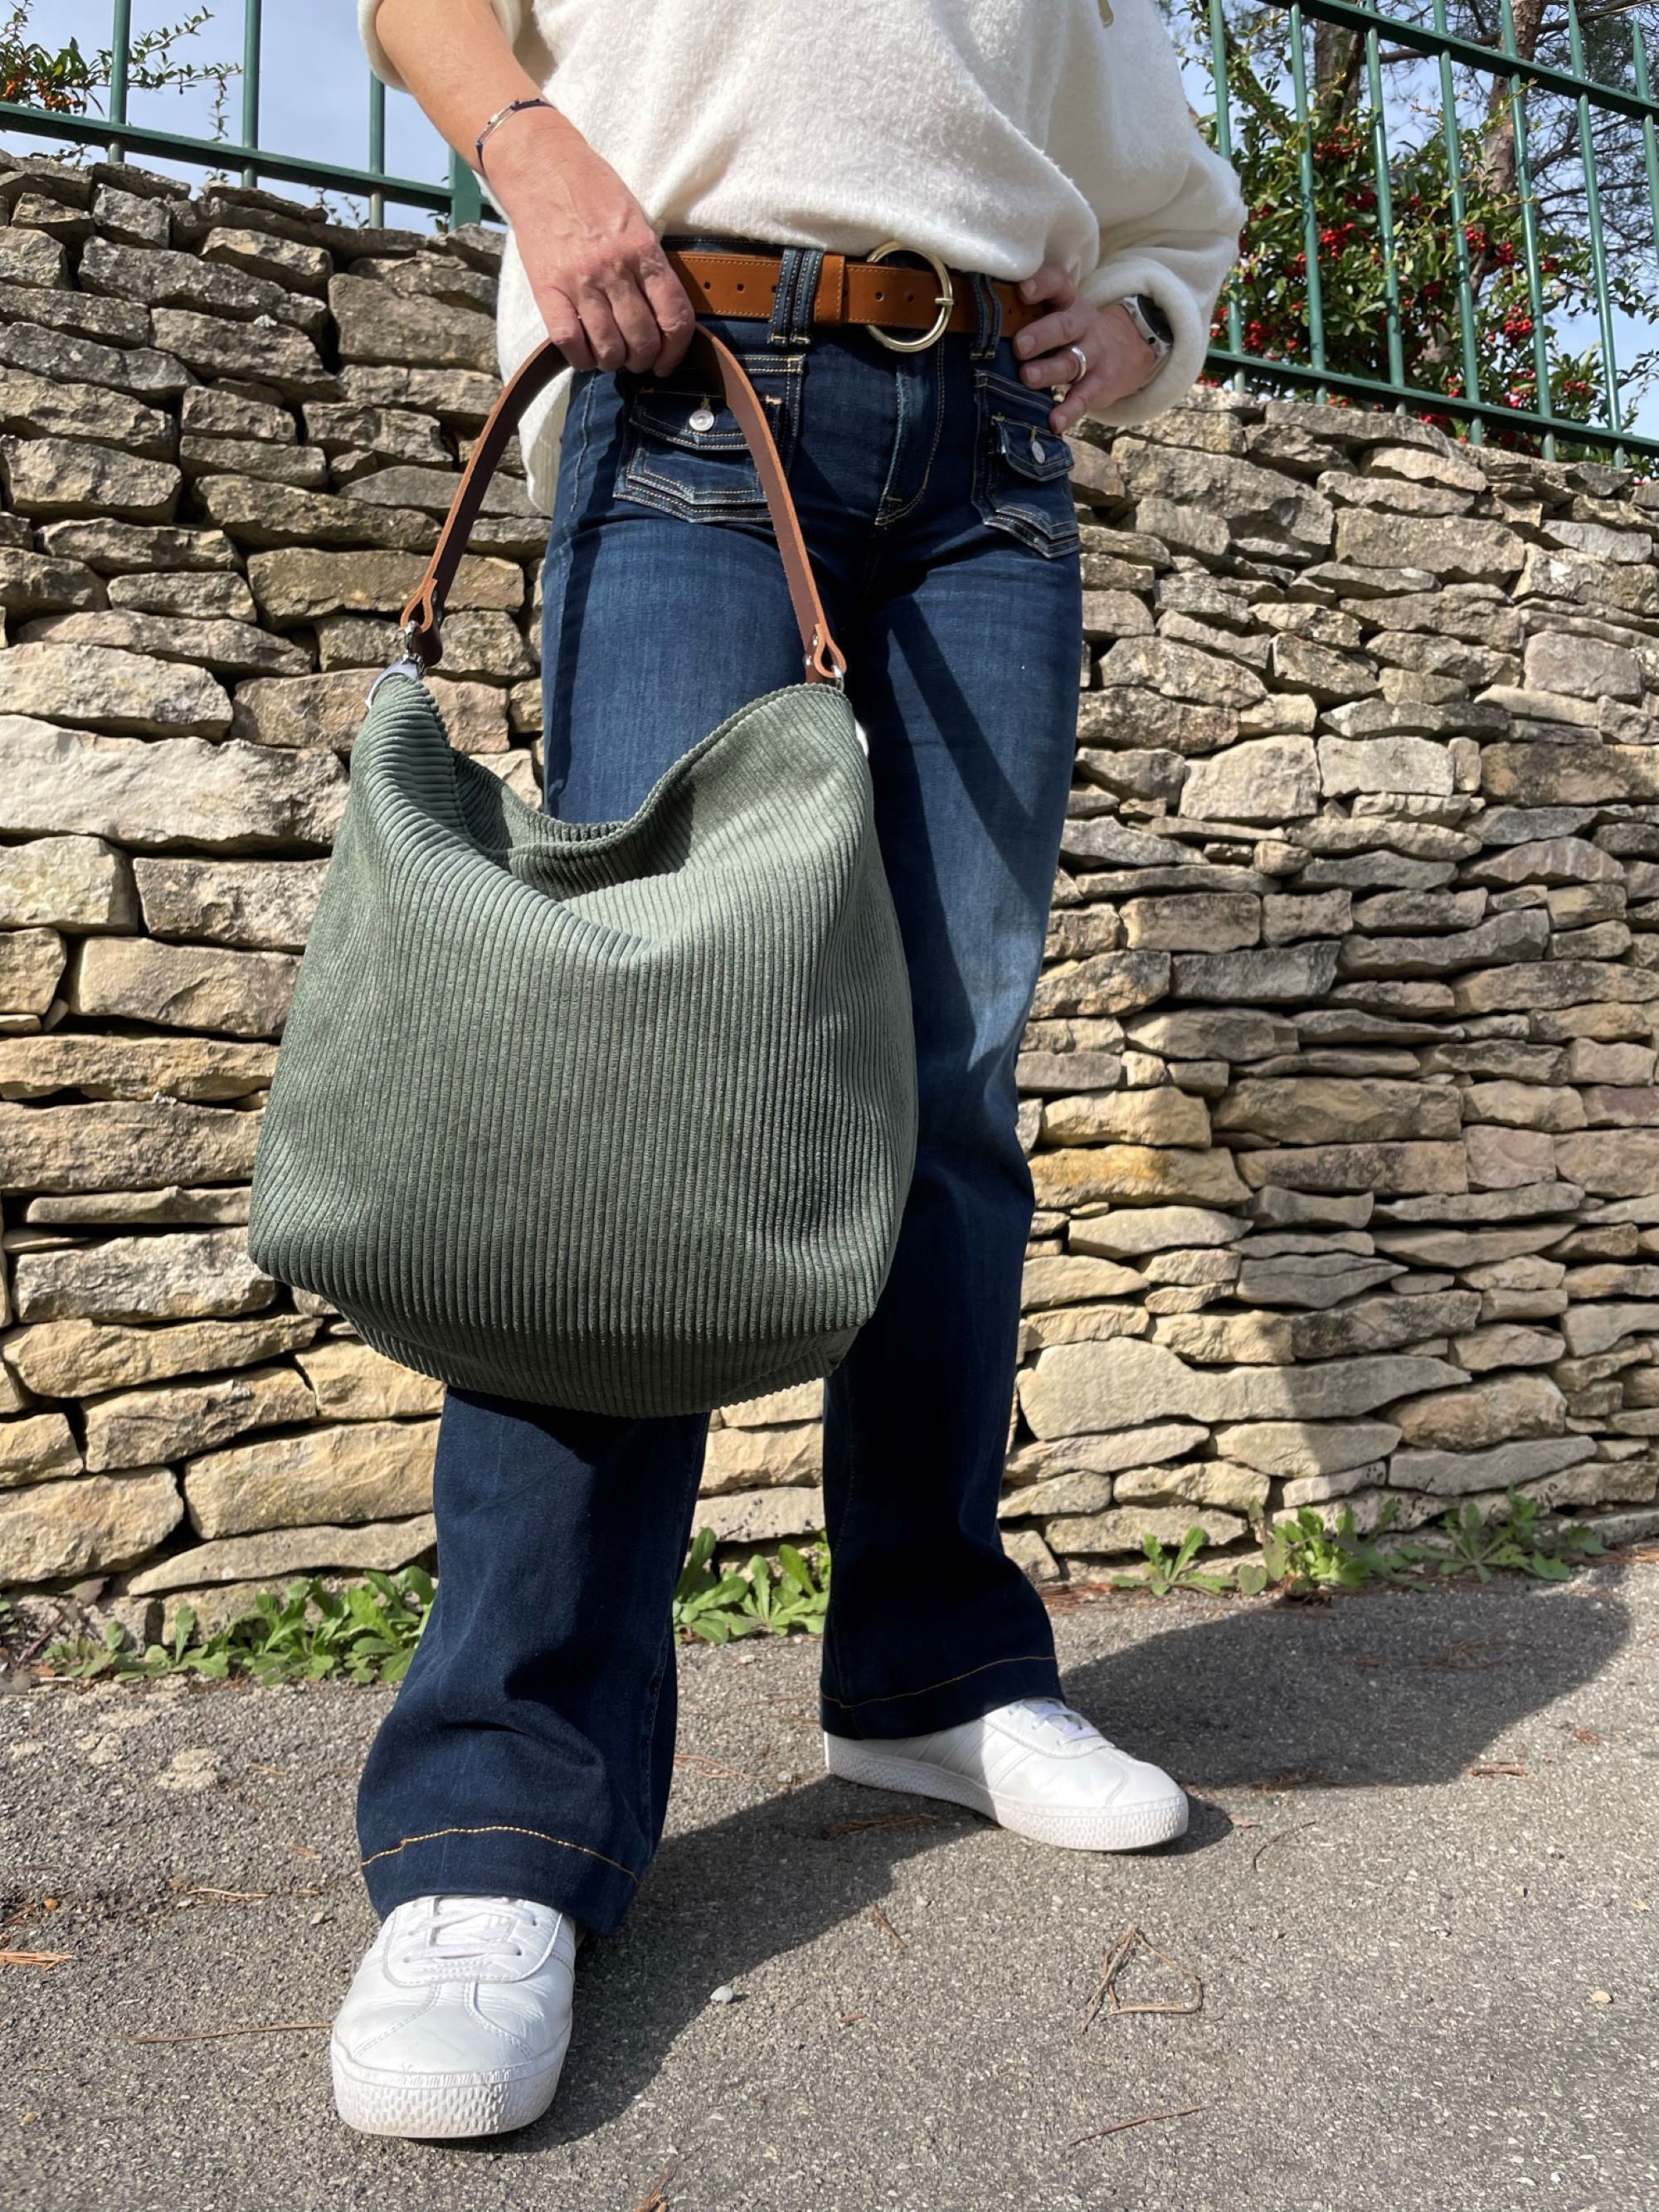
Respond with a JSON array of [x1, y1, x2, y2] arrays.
[[1068, 342, 1088, 384]]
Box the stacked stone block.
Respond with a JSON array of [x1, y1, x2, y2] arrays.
[[3, 152, 1658, 1624]]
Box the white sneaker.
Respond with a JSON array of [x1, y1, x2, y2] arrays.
[[824, 1695, 1188, 1851], [331, 1893, 578, 2139]]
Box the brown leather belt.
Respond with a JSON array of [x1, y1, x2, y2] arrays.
[[664, 246, 1046, 349]]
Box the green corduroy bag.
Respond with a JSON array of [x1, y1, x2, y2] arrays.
[[248, 328, 917, 1417]]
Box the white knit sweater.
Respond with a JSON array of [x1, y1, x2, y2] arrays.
[[358, 0, 1246, 513]]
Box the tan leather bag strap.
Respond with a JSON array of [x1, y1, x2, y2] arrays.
[[398, 328, 847, 685]]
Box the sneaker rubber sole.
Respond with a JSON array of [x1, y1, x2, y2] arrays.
[[823, 1733, 1189, 1852], [331, 2035, 569, 2140]]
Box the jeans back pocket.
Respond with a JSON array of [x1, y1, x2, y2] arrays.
[[972, 371, 1081, 559], [620, 353, 803, 529]]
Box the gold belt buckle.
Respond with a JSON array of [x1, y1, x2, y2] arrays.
[[864, 240, 955, 352]]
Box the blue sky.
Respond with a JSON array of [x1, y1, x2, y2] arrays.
[[17, 1, 453, 218], [11, 2, 1652, 443]]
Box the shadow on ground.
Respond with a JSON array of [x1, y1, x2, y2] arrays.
[[494, 1574, 1632, 2151]]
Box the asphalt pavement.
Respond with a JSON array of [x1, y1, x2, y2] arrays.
[[4, 1567, 1657, 2212]]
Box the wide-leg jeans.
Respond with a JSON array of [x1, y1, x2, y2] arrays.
[[356, 250, 1087, 1937]]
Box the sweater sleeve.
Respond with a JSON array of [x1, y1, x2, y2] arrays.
[[357, 0, 528, 94], [1066, 0, 1246, 425]]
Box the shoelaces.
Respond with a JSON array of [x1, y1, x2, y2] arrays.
[[390, 1894, 542, 1966], [1019, 1697, 1107, 1748]]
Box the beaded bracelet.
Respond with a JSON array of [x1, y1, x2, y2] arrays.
[[474, 95, 556, 175]]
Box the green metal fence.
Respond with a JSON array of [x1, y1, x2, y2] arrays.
[[1201, 0, 1659, 461], [5, 0, 1659, 459], [0, 0, 489, 226]]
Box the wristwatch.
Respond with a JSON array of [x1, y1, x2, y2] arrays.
[[1116, 292, 1175, 377]]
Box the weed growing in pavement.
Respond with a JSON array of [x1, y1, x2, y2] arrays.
[[41, 1568, 435, 1685], [19, 1491, 1609, 1684], [1233, 1502, 1425, 1598], [1228, 1490, 1604, 1600], [1110, 1525, 1238, 1597], [1432, 1491, 1606, 1584], [27, 1538, 834, 1684], [671, 1529, 830, 1644]]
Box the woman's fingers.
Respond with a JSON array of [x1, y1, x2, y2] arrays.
[[640, 252, 698, 374], [1015, 266, 1098, 421], [1018, 260, 1078, 309], [605, 273, 669, 375], [1036, 300, 1166, 432], [535, 285, 596, 371], [1014, 301, 1092, 390], [568, 281, 633, 372], [531, 249, 696, 378], [1049, 359, 1112, 435]]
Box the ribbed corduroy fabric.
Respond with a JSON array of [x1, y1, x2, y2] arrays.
[[247, 672, 917, 1415]]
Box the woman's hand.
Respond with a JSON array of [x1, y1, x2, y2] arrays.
[[1011, 264, 1163, 434], [367, 0, 696, 377], [482, 105, 696, 377]]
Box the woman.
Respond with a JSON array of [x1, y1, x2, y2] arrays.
[[333, 0, 1245, 2141]]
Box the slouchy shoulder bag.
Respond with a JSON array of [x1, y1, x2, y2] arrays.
[[248, 328, 917, 1417]]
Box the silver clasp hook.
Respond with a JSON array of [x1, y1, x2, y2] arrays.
[[368, 622, 429, 704]]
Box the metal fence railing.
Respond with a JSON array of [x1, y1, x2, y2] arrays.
[[6, 0, 1659, 460], [1199, 0, 1659, 462], [0, 0, 489, 227]]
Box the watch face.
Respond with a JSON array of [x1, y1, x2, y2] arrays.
[[1131, 293, 1175, 346]]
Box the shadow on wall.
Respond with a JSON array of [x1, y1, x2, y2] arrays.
[[482, 1575, 1632, 2150]]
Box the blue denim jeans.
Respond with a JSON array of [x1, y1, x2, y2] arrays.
[[356, 247, 1086, 1937]]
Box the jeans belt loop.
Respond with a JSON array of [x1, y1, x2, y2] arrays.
[[967, 271, 997, 361], [767, 246, 825, 350], [766, 246, 803, 349]]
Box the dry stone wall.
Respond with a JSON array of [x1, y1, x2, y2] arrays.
[[4, 151, 1659, 1629]]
